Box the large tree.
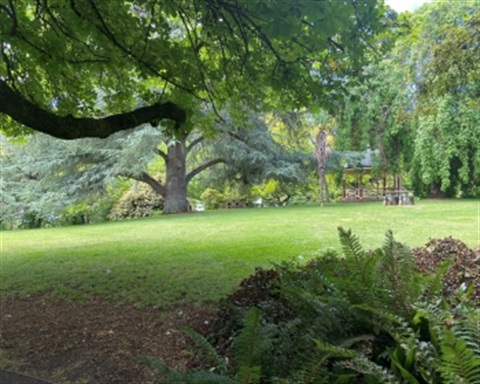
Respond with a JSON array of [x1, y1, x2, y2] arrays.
[[1, 109, 310, 216], [0, 0, 387, 140], [1, 125, 224, 215], [408, 2, 480, 197], [336, 59, 414, 176], [334, 1, 479, 197]]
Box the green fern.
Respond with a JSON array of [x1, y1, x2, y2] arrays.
[[377, 231, 420, 309], [233, 307, 271, 384], [385, 300, 480, 384], [438, 330, 480, 384], [311, 339, 402, 384], [187, 371, 238, 384], [143, 229, 480, 384], [378, 230, 420, 312], [419, 259, 453, 303], [139, 325, 234, 383], [235, 366, 261, 384], [338, 227, 365, 261], [435, 306, 480, 384], [180, 325, 229, 375], [346, 355, 402, 384], [139, 356, 237, 384]]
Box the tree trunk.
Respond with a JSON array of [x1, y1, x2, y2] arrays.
[[322, 173, 330, 203], [125, 135, 224, 214], [319, 170, 330, 206], [163, 139, 189, 214]]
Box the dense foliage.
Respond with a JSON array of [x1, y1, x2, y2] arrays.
[[1, 107, 313, 219], [2, 1, 478, 222], [336, 1, 479, 198], [109, 180, 165, 220], [147, 230, 480, 383], [0, 0, 387, 139]]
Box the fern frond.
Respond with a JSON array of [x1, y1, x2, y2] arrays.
[[296, 340, 357, 384], [438, 330, 480, 384], [436, 308, 480, 384], [377, 231, 419, 315], [180, 326, 229, 375], [235, 365, 261, 384], [452, 308, 480, 359], [138, 355, 172, 375], [338, 334, 376, 349], [353, 303, 413, 339], [410, 302, 480, 384], [138, 356, 192, 384], [338, 227, 364, 260], [233, 307, 273, 384], [419, 259, 452, 302], [344, 355, 402, 384], [314, 339, 357, 359], [189, 371, 239, 384], [234, 307, 263, 368], [139, 355, 238, 384]]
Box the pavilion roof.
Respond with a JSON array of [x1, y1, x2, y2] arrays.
[[343, 149, 379, 170]]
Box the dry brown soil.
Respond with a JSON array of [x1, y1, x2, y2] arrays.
[[0, 295, 217, 384]]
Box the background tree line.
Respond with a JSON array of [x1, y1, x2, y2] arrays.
[[1, 1, 478, 229]]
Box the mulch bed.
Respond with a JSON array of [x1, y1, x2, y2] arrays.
[[0, 295, 217, 384], [0, 368, 56, 384]]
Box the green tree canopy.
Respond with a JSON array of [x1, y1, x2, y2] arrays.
[[0, 0, 387, 139], [335, 1, 479, 197], [1, 108, 311, 217]]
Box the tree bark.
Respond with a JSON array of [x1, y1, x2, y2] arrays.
[[124, 134, 224, 214], [0, 80, 186, 140], [163, 139, 189, 214]]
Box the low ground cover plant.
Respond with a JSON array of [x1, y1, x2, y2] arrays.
[[148, 229, 480, 383]]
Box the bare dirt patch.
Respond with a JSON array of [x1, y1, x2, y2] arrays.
[[0, 295, 217, 384]]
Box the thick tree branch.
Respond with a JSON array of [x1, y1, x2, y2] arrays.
[[121, 171, 166, 197], [0, 80, 186, 140], [186, 158, 225, 184], [186, 136, 204, 153], [156, 148, 168, 162]]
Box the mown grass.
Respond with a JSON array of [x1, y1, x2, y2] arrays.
[[1, 199, 478, 307]]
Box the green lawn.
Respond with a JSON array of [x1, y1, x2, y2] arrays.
[[1, 199, 478, 307]]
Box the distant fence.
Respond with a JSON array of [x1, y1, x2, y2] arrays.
[[343, 188, 414, 205]]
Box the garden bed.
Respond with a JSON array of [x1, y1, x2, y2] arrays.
[[0, 296, 216, 384]]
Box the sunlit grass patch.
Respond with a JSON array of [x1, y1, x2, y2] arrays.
[[1, 199, 477, 307]]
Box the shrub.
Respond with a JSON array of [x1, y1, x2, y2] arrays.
[[200, 188, 225, 210], [19, 210, 45, 229], [147, 231, 480, 384], [200, 188, 251, 210], [108, 182, 164, 220], [60, 202, 92, 225]]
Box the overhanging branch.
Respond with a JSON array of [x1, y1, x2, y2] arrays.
[[121, 171, 166, 197], [156, 148, 168, 162], [0, 80, 186, 140], [186, 158, 225, 184], [186, 136, 204, 153]]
